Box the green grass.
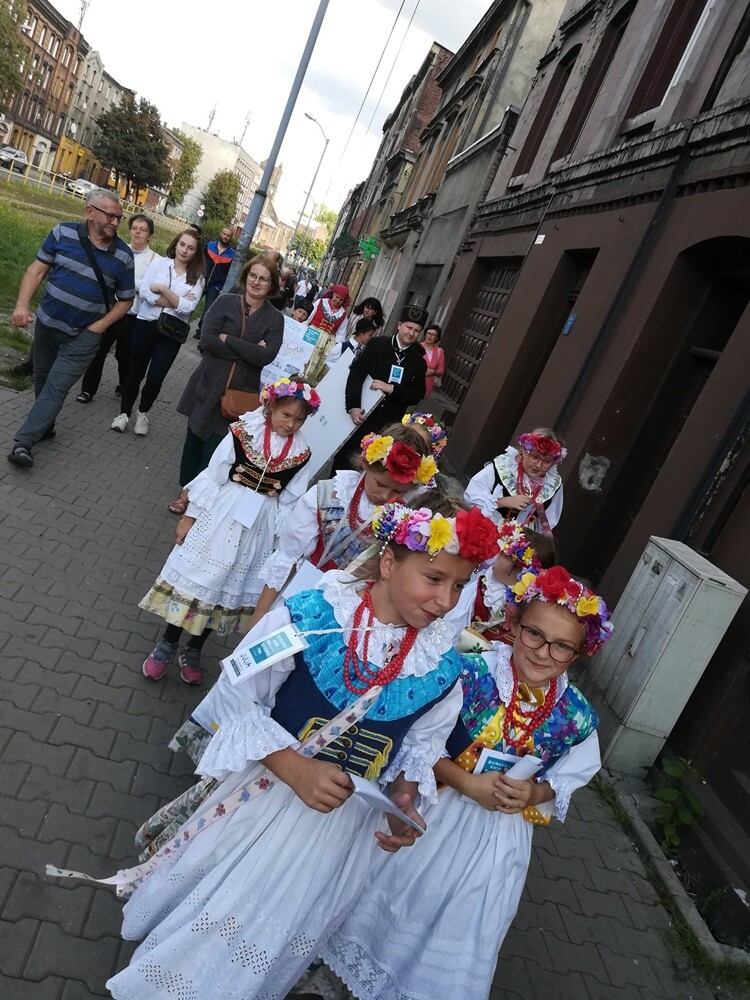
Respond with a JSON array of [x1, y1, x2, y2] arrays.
[[0, 325, 32, 352]]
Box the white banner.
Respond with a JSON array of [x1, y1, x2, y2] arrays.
[[260, 315, 319, 386]]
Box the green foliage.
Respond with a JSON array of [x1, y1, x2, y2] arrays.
[[94, 96, 171, 196], [314, 203, 338, 234], [0, 0, 27, 112], [167, 132, 202, 209], [289, 232, 326, 266], [203, 170, 241, 225], [653, 755, 705, 854], [200, 216, 230, 242]]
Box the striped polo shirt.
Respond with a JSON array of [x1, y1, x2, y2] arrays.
[[36, 221, 135, 336]]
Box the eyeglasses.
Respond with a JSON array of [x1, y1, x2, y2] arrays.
[[247, 273, 271, 285], [526, 451, 555, 468], [90, 204, 123, 223], [518, 625, 580, 663]]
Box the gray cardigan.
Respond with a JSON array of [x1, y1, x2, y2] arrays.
[[177, 295, 284, 440]]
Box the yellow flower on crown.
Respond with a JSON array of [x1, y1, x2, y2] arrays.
[[415, 455, 438, 485], [426, 513, 453, 554], [277, 378, 291, 384], [577, 595, 601, 617], [512, 572, 537, 599], [365, 435, 393, 464]]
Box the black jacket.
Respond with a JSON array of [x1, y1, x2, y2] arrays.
[[344, 336, 426, 422]]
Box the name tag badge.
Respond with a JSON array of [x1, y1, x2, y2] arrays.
[[303, 326, 322, 346], [389, 364, 404, 385], [223, 624, 308, 685]]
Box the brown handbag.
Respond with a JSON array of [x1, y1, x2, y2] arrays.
[[219, 298, 262, 420]]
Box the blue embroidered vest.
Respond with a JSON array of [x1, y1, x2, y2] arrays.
[[270, 588, 464, 780], [445, 653, 599, 769]]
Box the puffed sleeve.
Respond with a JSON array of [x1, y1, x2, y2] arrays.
[[540, 731, 601, 822], [379, 680, 463, 805], [465, 463, 502, 522], [193, 606, 300, 778], [185, 430, 236, 515], [545, 482, 564, 530], [258, 481, 320, 590]]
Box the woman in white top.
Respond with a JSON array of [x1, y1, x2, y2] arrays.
[[111, 229, 205, 436]]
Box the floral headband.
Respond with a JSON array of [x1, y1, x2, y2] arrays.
[[508, 566, 613, 655], [372, 502, 499, 564], [517, 432, 567, 463], [361, 433, 438, 485], [497, 522, 541, 573], [260, 377, 321, 413], [401, 412, 448, 457]]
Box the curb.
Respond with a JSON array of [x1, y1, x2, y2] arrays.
[[604, 774, 750, 971]]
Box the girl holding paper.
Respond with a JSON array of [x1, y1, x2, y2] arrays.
[[317, 567, 612, 1000], [138, 377, 320, 688], [97, 496, 500, 999]]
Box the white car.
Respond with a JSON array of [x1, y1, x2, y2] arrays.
[[0, 146, 29, 169], [66, 178, 97, 196]]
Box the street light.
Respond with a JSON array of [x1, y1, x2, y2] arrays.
[[293, 113, 329, 261]]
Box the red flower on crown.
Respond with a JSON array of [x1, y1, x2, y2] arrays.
[[386, 441, 421, 483], [537, 566, 577, 602], [455, 506, 499, 563]]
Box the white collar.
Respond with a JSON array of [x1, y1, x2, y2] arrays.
[[492, 643, 568, 705]]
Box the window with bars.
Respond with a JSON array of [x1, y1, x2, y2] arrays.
[[441, 260, 521, 406]]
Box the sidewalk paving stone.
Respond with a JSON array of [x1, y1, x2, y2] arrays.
[[0, 340, 735, 999]]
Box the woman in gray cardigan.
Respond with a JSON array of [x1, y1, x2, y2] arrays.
[[167, 256, 284, 514]]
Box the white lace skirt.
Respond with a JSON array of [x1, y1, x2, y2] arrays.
[[321, 786, 534, 1000], [107, 771, 383, 1000]]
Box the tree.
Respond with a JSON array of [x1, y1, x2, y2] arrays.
[[204, 169, 241, 224], [0, 0, 27, 113], [94, 96, 171, 200], [289, 232, 326, 267], [314, 203, 338, 235], [167, 130, 202, 209]]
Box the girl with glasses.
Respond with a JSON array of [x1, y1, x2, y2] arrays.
[[316, 566, 612, 1000]]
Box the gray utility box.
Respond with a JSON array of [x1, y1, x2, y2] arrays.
[[580, 537, 747, 773]]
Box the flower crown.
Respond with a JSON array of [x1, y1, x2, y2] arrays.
[[508, 567, 613, 655], [497, 522, 542, 573], [517, 432, 567, 463], [361, 433, 438, 485], [260, 377, 321, 413], [372, 502, 499, 564], [401, 412, 448, 457]]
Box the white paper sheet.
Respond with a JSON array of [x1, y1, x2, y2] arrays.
[[233, 489, 265, 529], [350, 775, 425, 833]]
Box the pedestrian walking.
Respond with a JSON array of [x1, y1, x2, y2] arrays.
[[466, 428, 566, 531], [111, 230, 204, 436], [318, 566, 612, 1000], [102, 494, 500, 1000], [139, 377, 319, 687], [293, 273, 312, 309], [7, 187, 135, 468], [193, 225, 235, 338], [76, 213, 159, 404], [420, 322, 445, 398]]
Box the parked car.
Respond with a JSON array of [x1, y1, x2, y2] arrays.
[[66, 177, 97, 196], [0, 146, 29, 169]]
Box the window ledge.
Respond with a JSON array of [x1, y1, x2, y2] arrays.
[[507, 173, 527, 189], [620, 108, 659, 135]]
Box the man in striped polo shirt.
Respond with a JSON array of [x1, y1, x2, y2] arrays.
[[8, 187, 135, 468]]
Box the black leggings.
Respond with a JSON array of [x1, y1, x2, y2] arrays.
[[163, 624, 212, 649]]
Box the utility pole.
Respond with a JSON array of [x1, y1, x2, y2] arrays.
[[293, 113, 330, 255], [77, 0, 90, 32], [206, 104, 217, 132], [224, 0, 330, 290], [238, 112, 251, 148]]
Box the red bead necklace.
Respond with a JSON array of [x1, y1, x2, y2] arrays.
[[263, 420, 294, 469], [502, 656, 558, 749], [515, 457, 544, 505], [348, 475, 368, 531], [343, 585, 419, 694]]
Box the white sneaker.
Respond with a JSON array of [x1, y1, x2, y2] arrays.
[[134, 411, 149, 436], [110, 413, 129, 432]]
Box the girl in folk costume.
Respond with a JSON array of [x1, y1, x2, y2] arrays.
[[139, 377, 320, 687], [447, 522, 558, 645], [77, 496, 501, 1000], [248, 423, 437, 624], [303, 284, 350, 385], [317, 567, 612, 1000], [466, 427, 567, 531]]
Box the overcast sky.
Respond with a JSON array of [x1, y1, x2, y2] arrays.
[[51, 0, 494, 223]]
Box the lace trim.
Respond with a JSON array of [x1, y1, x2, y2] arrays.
[[380, 745, 439, 805], [546, 773, 570, 821], [185, 471, 222, 512], [480, 571, 507, 617], [197, 706, 299, 778], [494, 447, 561, 504], [259, 553, 298, 591], [493, 643, 568, 706], [323, 936, 426, 1000], [321, 572, 455, 679]]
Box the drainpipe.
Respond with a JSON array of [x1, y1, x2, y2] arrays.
[[554, 136, 691, 431]]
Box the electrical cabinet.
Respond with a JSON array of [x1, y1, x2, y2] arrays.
[[580, 537, 747, 773]]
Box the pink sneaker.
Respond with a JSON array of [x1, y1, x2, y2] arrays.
[[178, 649, 203, 687], [142, 640, 177, 681]]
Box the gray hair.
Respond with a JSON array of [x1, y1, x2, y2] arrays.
[[86, 187, 121, 207]]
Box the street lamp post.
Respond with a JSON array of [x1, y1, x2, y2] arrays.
[[293, 113, 329, 261]]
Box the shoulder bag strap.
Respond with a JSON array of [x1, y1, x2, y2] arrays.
[[222, 296, 247, 394], [79, 224, 111, 313]]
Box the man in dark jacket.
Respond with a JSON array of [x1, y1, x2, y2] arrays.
[[332, 303, 428, 470]]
